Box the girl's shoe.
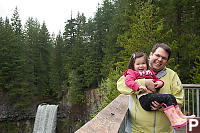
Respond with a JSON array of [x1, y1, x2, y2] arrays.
[[175, 105, 196, 119], [163, 105, 187, 129]]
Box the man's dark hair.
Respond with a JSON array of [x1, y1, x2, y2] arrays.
[[152, 43, 171, 60]]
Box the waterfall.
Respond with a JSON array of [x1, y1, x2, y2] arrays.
[[33, 104, 58, 133]]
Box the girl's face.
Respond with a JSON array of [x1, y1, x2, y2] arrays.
[[134, 56, 147, 72]]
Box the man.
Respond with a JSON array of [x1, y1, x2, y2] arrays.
[[117, 43, 184, 133]]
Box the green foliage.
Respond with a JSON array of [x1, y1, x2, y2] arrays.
[[96, 67, 122, 114], [190, 56, 200, 84], [118, 0, 171, 55], [68, 70, 85, 104], [75, 120, 84, 130], [95, 0, 123, 78], [11, 7, 22, 36], [0, 16, 30, 107], [0, 121, 18, 133], [0, 120, 33, 133], [49, 33, 65, 99], [23, 18, 57, 100]]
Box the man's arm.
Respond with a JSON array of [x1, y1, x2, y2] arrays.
[[171, 72, 184, 106], [117, 75, 156, 95], [151, 70, 184, 110]]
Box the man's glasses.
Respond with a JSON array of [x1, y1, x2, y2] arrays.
[[153, 53, 168, 61]]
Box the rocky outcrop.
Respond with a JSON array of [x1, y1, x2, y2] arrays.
[[84, 88, 103, 121], [0, 104, 35, 121], [0, 88, 102, 133]]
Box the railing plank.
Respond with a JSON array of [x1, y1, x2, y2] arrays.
[[183, 84, 200, 88], [75, 94, 129, 133]]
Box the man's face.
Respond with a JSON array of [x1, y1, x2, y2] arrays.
[[149, 47, 169, 73]]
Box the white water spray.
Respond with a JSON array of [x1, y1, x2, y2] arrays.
[[33, 104, 58, 133]]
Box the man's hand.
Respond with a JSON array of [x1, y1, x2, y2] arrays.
[[139, 86, 148, 91], [151, 101, 161, 110], [145, 79, 156, 93], [139, 86, 153, 93]]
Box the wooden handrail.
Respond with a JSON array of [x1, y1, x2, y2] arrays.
[[183, 84, 200, 88], [75, 94, 129, 133]]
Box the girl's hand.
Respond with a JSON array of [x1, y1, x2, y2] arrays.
[[154, 81, 163, 89]]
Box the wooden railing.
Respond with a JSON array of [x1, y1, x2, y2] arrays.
[[75, 84, 200, 133], [75, 94, 129, 133]]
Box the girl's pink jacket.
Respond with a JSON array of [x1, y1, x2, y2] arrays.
[[123, 69, 163, 91]]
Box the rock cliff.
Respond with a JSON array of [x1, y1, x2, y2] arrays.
[[0, 88, 102, 133]]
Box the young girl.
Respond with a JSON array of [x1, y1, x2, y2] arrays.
[[123, 52, 195, 129]]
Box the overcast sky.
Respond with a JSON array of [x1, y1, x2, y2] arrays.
[[0, 0, 103, 35]]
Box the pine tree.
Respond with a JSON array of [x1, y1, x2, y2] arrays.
[[63, 13, 88, 104], [24, 18, 42, 98], [38, 22, 57, 98], [9, 7, 32, 108], [50, 32, 65, 99], [0, 17, 28, 107], [100, 0, 130, 78], [156, 0, 200, 82], [190, 56, 200, 84], [118, 0, 171, 55], [82, 18, 102, 87], [11, 7, 22, 37], [92, 0, 115, 79]]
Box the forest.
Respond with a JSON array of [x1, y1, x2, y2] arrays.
[[1, 0, 200, 110]]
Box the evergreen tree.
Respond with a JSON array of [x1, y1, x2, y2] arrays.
[[50, 32, 65, 99], [24, 18, 42, 98], [68, 70, 85, 104], [190, 56, 200, 84], [38, 22, 57, 98], [82, 18, 102, 88], [118, 0, 171, 55], [63, 13, 88, 104], [156, 0, 200, 83], [10, 7, 32, 108], [0, 17, 28, 107], [11, 7, 22, 37], [98, 0, 124, 78], [92, 2, 109, 79]]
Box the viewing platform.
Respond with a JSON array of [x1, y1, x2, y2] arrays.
[[75, 84, 200, 133]]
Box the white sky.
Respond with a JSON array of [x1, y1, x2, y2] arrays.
[[0, 0, 103, 35]]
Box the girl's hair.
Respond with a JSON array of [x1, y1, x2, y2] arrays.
[[128, 52, 149, 70]]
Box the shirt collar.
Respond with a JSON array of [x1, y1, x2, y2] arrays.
[[156, 68, 167, 79]]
